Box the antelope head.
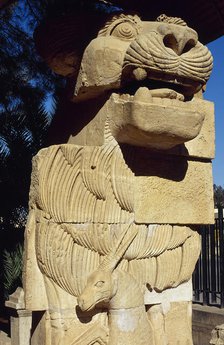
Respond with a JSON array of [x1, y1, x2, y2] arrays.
[[77, 224, 137, 312]]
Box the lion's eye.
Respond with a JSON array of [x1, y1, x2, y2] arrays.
[[95, 281, 105, 288], [111, 22, 138, 40]]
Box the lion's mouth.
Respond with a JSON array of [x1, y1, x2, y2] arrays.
[[116, 85, 185, 104], [109, 69, 205, 150], [119, 66, 203, 102]]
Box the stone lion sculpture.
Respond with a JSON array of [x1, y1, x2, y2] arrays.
[[23, 11, 214, 345]]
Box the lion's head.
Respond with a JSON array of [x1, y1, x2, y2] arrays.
[[36, 13, 213, 149]]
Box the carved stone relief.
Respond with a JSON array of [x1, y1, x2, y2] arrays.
[[24, 12, 214, 345], [210, 325, 224, 345]]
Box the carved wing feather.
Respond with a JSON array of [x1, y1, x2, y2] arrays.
[[33, 141, 200, 297], [37, 144, 133, 224], [127, 230, 200, 291]]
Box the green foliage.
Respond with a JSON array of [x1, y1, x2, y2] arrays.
[[0, 0, 63, 309], [2, 243, 23, 299], [0, 0, 63, 213]]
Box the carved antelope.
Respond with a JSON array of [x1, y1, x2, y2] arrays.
[[78, 225, 155, 345]]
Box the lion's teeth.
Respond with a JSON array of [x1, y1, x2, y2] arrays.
[[132, 67, 147, 81], [119, 94, 130, 101], [134, 87, 152, 103], [151, 88, 184, 101]]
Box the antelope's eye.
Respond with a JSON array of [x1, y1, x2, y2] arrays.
[[95, 281, 105, 288], [111, 22, 138, 40]]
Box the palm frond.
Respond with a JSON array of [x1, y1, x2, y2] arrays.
[[0, 136, 10, 161], [2, 243, 23, 299]]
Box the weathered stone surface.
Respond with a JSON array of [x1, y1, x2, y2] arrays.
[[134, 158, 213, 224], [109, 93, 206, 150], [5, 288, 32, 345], [178, 99, 215, 159], [211, 325, 224, 345], [192, 305, 224, 345], [23, 12, 214, 345], [0, 331, 11, 345], [148, 302, 193, 345]]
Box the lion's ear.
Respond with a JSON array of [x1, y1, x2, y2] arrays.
[[34, 14, 106, 77], [34, 16, 83, 77]]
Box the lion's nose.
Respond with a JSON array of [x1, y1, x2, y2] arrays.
[[162, 31, 197, 55]]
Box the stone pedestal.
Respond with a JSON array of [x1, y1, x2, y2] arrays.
[[5, 288, 32, 345], [0, 331, 11, 345]]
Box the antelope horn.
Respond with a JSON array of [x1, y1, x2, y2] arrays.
[[99, 223, 138, 271]]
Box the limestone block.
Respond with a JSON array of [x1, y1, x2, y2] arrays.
[[28, 142, 214, 225], [109, 93, 205, 150], [108, 94, 214, 157], [5, 287, 25, 310], [148, 301, 193, 345], [5, 288, 32, 345], [0, 331, 11, 345], [170, 98, 215, 159], [134, 158, 213, 224], [68, 95, 215, 161]]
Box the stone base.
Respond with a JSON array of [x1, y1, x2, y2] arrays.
[[0, 331, 11, 345], [192, 304, 224, 345]]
